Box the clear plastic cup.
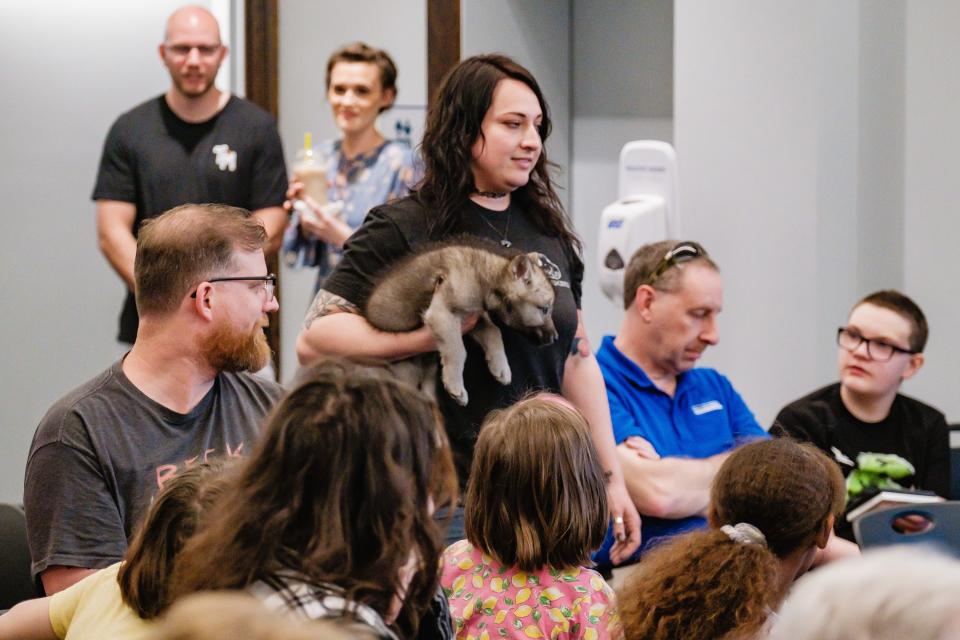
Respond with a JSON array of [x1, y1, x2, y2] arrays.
[[292, 145, 327, 206]]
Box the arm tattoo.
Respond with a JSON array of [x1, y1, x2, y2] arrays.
[[302, 288, 360, 330]]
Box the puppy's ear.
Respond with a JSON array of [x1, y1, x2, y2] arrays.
[[510, 254, 531, 279]]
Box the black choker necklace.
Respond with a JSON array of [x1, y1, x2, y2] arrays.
[[475, 190, 508, 199]]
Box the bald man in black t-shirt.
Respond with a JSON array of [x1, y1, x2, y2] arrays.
[[93, 5, 287, 344]]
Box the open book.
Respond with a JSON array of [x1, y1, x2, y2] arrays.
[[846, 489, 945, 522]]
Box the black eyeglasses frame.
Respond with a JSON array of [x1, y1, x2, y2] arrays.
[[190, 274, 277, 299], [836, 326, 916, 362]]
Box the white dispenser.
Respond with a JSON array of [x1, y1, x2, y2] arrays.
[[597, 141, 680, 303]]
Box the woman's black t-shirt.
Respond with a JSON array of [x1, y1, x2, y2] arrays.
[[323, 195, 583, 484]]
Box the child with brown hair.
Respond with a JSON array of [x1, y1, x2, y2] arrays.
[[440, 394, 621, 640], [170, 359, 457, 640], [617, 438, 846, 639]]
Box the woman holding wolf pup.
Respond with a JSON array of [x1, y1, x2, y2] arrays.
[[295, 54, 640, 561]]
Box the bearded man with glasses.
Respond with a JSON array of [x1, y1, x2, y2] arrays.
[[24, 204, 283, 596], [772, 290, 949, 541]]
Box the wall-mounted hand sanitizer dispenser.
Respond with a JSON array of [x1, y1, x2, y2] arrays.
[[598, 141, 680, 303]]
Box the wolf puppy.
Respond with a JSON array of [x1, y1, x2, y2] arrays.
[[365, 242, 558, 405]]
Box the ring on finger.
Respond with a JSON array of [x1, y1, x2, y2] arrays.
[[613, 516, 624, 525]]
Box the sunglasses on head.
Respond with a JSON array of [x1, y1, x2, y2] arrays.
[[643, 242, 707, 287]]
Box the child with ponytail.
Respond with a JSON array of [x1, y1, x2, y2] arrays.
[[617, 438, 845, 639]]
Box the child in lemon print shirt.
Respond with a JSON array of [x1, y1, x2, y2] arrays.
[[440, 395, 621, 640]]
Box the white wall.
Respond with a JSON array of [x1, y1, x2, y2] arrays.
[[570, 0, 674, 343], [858, 1, 905, 293], [674, 0, 957, 426], [675, 1, 858, 426], [277, 0, 427, 383], [0, 0, 215, 503], [461, 0, 572, 208], [904, 1, 960, 423]]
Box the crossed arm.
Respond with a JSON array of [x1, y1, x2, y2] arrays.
[[618, 441, 730, 519]]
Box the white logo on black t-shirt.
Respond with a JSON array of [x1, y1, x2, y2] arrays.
[[212, 144, 237, 172], [537, 253, 570, 289]]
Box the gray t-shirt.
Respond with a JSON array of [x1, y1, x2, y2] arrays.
[[24, 359, 283, 578]]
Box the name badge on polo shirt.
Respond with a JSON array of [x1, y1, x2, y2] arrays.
[[691, 400, 724, 416]]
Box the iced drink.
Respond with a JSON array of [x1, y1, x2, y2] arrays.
[[293, 152, 327, 205]]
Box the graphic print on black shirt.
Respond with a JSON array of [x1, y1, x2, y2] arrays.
[[771, 382, 950, 540], [92, 95, 288, 343], [324, 196, 583, 484]]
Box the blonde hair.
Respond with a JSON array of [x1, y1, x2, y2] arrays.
[[771, 546, 960, 640]]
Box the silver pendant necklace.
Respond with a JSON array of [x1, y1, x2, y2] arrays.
[[479, 207, 512, 247]]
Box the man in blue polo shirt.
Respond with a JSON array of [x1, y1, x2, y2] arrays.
[[594, 240, 767, 566]]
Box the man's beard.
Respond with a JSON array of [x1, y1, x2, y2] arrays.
[[173, 73, 216, 99], [200, 318, 271, 373]]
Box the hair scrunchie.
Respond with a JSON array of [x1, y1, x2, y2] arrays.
[[721, 522, 766, 546]]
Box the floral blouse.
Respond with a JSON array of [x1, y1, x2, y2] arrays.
[[282, 138, 420, 284], [440, 540, 622, 640]]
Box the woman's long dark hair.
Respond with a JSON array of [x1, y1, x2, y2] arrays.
[[117, 461, 228, 619], [417, 54, 581, 253], [170, 359, 457, 637]]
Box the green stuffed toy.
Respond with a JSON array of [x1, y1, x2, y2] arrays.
[[845, 452, 915, 504]]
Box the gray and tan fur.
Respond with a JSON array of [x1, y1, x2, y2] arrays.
[[365, 242, 557, 405]]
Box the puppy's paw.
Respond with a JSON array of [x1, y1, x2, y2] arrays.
[[441, 370, 469, 406], [445, 384, 468, 406], [487, 353, 512, 386]]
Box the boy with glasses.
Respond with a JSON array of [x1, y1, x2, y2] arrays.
[[772, 290, 950, 540]]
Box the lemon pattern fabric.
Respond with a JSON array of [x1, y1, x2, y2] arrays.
[[440, 540, 621, 639]]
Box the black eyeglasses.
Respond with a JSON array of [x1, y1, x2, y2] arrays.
[[644, 242, 707, 287], [836, 327, 916, 362], [191, 274, 276, 300]]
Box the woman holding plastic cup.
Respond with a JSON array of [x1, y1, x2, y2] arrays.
[[284, 42, 419, 290]]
